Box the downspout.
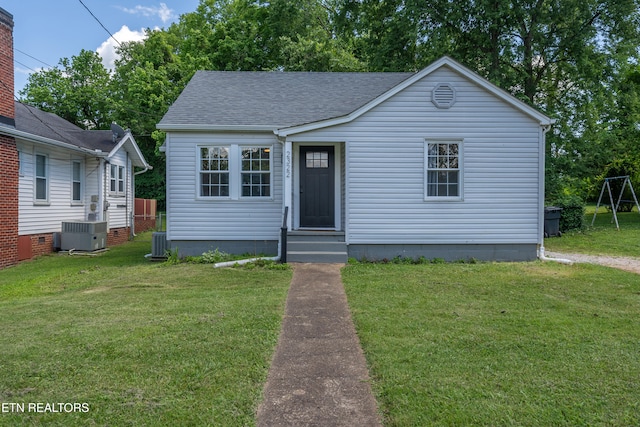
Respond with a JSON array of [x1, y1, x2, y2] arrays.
[[132, 166, 151, 238], [537, 124, 572, 265], [126, 152, 130, 239], [277, 136, 290, 260], [101, 159, 108, 224], [131, 162, 151, 237]]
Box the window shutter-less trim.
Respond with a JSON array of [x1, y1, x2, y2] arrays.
[[432, 83, 456, 109]]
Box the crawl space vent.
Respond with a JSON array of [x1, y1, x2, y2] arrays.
[[432, 83, 456, 109]]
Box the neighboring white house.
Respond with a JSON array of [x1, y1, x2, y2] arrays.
[[0, 102, 151, 260], [157, 57, 554, 262], [0, 6, 152, 267]]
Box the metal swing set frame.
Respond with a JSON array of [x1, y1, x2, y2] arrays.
[[591, 175, 640, 230]]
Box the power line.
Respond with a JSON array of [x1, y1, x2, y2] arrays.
[[14, 58, 39, 74], [77, 0, 121, 47], [0, 77, 74, 141], [15, 48, 54, 68]]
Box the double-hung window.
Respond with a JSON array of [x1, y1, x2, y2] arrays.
[[241, 147, 271, 197], [35, 153, 48, 202], [110, 164, 125, 196], [200, 147, 230, 197], [199, 145, 272, 199], [426, 141, 461, 199], [72, 160, 83, 203]]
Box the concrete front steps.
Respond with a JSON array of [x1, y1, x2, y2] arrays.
[[286, 231, 348, 263]]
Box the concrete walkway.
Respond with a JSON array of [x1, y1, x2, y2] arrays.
[[257, 263, 381, 427]]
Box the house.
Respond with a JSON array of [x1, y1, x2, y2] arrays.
[[157, 57, 553, 263], [0, 7, 151, 269]]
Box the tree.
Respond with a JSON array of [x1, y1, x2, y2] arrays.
[[110, 30, 191, 209], [20, 49, 113, 129], [333, 0, 640, 201], [20, 0, 639, 205]]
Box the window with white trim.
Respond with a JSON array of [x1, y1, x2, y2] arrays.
[[200, 147, 230, 197], [241, 147, 271, 197], [426, 141, 461, 198], [72, 160, 83, 202], [110, 164, 126, 196], [35, 153, 48, 202], [198, 145, 272, 199]]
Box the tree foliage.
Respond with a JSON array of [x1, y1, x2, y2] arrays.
[[18, 0, 640, 205], [20, 49, 113, 129]]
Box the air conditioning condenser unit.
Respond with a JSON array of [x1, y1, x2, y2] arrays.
[[61, 221, 108, 251]]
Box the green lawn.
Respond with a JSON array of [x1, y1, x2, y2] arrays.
[[0, 233, 292, 426], [544, 205, 640, 257], [3, 214, 640, 426], [343, 262, 640, 426]]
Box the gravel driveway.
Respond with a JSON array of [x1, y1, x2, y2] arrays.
[[545, 251, 640, 274]]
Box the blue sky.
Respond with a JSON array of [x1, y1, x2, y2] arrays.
[[10, 1, 201, 94]]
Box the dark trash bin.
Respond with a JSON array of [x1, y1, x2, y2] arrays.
[[544, 206, 563, 237]]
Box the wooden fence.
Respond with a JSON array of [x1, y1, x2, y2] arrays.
[[134, 198, 157, 233]]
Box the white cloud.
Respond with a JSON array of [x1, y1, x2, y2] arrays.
[[119, 3, 176, 24], [96, 25, 147, 70]]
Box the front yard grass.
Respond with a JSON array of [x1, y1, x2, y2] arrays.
[[343, 262, 640, 426], [0, 233, 292, 426]]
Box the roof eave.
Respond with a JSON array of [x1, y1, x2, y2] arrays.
[[0, 124, 107, 156], [275, 116, 351, 137], [108, 132, 153, 170], [157, 124, 278, 132]]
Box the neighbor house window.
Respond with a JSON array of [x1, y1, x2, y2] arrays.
[[110, 164, 125, 196], [426, 141, 461, 198], [72, 160, 83, 202], [35, 153, 48, 202], [200, 147, 230, 197], [241, 147, 271, 197]]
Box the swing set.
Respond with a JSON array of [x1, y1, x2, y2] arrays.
[[591, 175, 640, 230]]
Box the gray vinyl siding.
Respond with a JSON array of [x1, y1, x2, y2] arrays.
[[165, 132, 282, 242], [293, 66, 542, 245]]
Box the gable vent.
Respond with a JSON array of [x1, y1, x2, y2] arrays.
[[432, 83, 456, 109]]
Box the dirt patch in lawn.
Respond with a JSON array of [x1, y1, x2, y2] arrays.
[[545, 251, 640, 275]]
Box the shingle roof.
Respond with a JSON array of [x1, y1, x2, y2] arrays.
[[14, 101, 117, 153], [158, 71, 415, 128]]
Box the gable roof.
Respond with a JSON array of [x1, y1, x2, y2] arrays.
[[0, 102, 151, 169], [276, 56, 554, 137], [158, 56, 554, 135], [157, 71, 414, 130]]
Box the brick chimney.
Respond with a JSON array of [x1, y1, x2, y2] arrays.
[[0, 7, 14, 125], [0, 6, 18, 269]]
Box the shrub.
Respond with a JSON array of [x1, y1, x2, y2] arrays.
[[200, 248, 231, 263], [551, 195, 586, 232]]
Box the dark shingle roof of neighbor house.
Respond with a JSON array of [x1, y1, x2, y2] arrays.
[[158, 71, 415, 128], [14, 101, 118, 153]]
